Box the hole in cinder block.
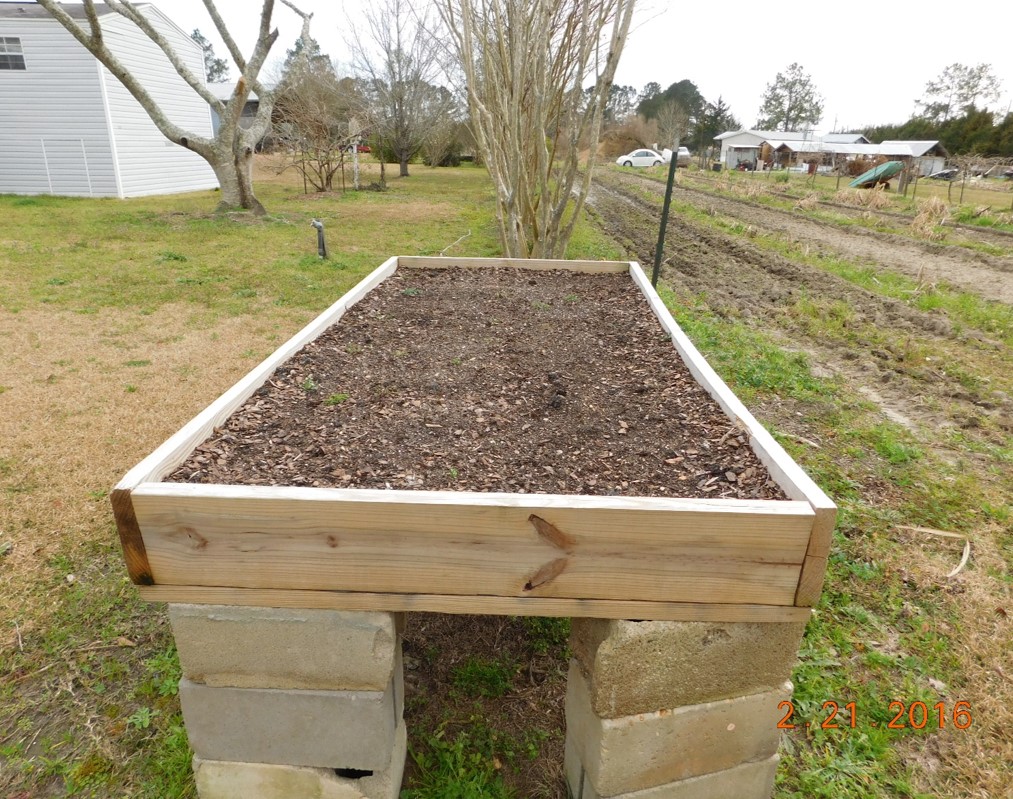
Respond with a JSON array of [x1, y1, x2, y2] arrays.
[[334, 767, 373, 779]]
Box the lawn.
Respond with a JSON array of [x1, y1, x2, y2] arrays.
[[1, 157, 1010, 798]]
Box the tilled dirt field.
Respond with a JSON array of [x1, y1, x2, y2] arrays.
[[590, 169, 1013, 442], [675, 179, 1013, 302]]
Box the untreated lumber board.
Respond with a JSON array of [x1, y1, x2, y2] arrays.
[[397, 256, 630, 273], [138, 585, 815, 623], [793, 505, 837, 606], [131, 484, 814, 606]]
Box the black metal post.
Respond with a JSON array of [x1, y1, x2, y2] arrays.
[[311, 219, 327, 259], [652, 145, 679, 288]]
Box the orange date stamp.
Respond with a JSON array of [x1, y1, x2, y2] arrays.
[[777, 700, 972, 730]]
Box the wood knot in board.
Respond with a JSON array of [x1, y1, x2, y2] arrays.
[[182, 527, 208, 550], [325, 534, 339, 548], [524, 557, 569, 592], [528, 514, 576, 553]]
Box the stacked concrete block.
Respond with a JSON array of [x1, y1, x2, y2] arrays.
[[169, 605, 406, 799], [564, 618, 806, 799]]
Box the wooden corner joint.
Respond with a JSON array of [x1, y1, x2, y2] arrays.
[[109, 488, 155, 586]]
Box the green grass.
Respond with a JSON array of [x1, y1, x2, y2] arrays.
[[654, 279, 1009, 798], [403, 726, 513, 799], [451, 658, 517, 699]]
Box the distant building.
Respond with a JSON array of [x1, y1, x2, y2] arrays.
[[0, 2, 217, 198], [715, 130, 815, 169], [715, 129, 947, 175]]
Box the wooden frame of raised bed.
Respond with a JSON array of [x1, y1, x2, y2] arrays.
[[111, 257, 835, 624]]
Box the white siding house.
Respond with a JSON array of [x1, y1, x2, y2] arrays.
[[0, 2, 217, 198]]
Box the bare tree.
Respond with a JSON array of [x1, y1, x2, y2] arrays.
[[441, 0, 635, 259], [422, 112, 463, 167], [273, 59, 363, 192], [36, 0, 312, 214], [656, 100, 689, 150], [351, 0, 455, 177]]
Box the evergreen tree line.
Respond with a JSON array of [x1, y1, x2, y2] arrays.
[[862, 108, 1013, 158]]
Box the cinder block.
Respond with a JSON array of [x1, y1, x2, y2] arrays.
[[169, 604, 402, 691], [192, 721, 408, 799], [179, 678, 398, 769], [569, 618, 805, 717], [565, 661, 787, 796], [566, 753, 779, 799]]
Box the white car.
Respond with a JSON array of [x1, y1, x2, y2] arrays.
[[616, 148, 666, 167]]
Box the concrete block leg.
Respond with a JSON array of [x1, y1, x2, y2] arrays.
[[169, 605, 407, 784], [569, 617, 806, 717], [193, 720, 408, 799], [565, 617, 804, 798], [169, 605, 404, 692]]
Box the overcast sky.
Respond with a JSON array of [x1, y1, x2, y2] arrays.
[[144, 0, 1013, 132]]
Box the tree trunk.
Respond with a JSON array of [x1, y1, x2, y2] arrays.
[[399, 155, 410, 177], [209, 144, 265, 215]]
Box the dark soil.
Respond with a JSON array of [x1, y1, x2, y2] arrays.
[[170, 268, 785, 500]]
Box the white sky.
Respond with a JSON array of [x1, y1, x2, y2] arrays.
[[147, 0, 1013, 131]]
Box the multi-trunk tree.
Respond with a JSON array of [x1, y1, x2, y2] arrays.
[[440, 0, 635, 259], [37, 0, 312, 214]]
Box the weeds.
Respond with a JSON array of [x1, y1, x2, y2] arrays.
[[911, 197, 949, 240]]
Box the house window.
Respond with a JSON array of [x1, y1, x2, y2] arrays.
[[0, 37, 26, 70]]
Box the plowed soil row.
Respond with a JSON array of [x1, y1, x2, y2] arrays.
[[682, 176, 1013, 251], [589, 170, 1013, 442]]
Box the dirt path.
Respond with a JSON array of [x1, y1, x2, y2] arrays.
[[588, 171, 1013, 445], [612, 171, 1013, 304]]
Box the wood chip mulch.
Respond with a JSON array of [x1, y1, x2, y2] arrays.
[[169, 267, 786, 500]]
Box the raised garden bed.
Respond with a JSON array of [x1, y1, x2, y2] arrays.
[[111, 257, 835, 622]]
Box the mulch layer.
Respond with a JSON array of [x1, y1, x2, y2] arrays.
[[170, 267, 785, 500]]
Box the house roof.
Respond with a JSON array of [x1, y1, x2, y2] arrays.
[[823, 133, 871, 144], [771, 140, 949, 158], [716, 128, 819, 142], [0, 2, 113, 18], [767, 139, 822, 153], [881, 140, 948, 157]]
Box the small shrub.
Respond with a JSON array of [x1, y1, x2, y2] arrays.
[[774, 171, 790, 184]]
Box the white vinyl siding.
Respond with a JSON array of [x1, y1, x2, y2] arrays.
[[100, 7, 217, 197], [0, 5, 217, 198], [0, 19, 117, 196]]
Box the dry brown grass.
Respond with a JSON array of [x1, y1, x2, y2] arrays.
[[794, 192, 820, 211], [886, 524, 1013, 799], [0, 303, 305, 638], [833, 186, 894, 211], [911, 196, 950, 240]]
